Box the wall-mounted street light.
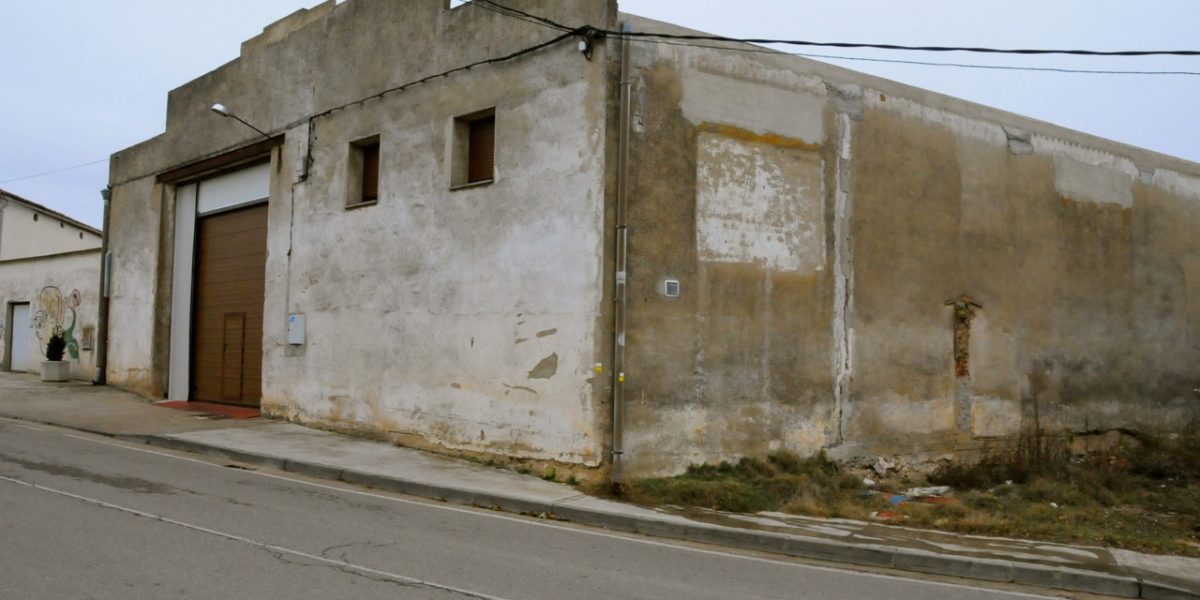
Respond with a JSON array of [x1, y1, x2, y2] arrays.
[[210, 103, 272, 140]]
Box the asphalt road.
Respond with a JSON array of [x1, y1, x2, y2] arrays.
[[0, 419, 1069, 600]]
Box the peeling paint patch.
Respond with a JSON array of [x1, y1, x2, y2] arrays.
[[527, 353, 559, 380], [864, 92, 1006, 146], [681, 69, 825, 144], [1003, 126, 1033, 155], [825, 82, 863, 120], [1033, 135, 1140, 178], [503, 383, 538, 395], [1055, 156, 1134, 208], [1151, 169, 1200, 201], [948, 296, 981, 378], [831, 112, 854, 445], [695, 133, 824, 272], [697, 122, 820, 152]]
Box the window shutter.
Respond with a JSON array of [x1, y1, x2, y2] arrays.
[[467, 116, 495, 184], [361, 143, 380, 202]]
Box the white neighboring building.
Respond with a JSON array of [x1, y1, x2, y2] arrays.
[[0, 189, 102, 378]]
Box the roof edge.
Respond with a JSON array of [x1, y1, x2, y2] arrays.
[[0, 188, 103, 236]]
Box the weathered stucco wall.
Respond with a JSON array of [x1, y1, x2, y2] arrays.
[[108, 0, 618, 465], [619, 14, 1200, 476], [264, 45, 613, 464], [618, 29, 838, 476], [0, 199, 101, 261], [846, 96, 1200, 457], [103, 178, 167, 397], [0, 250, 100, 379]]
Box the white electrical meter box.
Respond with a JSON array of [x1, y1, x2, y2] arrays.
[[287, 313, 306, 345]]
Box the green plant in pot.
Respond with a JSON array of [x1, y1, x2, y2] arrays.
[[41, 330, 70, 382]]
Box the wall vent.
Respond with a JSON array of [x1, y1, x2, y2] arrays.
[[664, 279, 681, 298]]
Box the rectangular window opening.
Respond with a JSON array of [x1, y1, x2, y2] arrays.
[[347, 135, 381, 207], [451, 109, 496, 190], [467, 116, 495, 184], [361, 142, 380, 203]]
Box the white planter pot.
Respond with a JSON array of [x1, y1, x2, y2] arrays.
[[41, 360, 71, 382]]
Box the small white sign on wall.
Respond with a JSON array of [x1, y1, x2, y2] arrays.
[[287, 313, 306, 345]]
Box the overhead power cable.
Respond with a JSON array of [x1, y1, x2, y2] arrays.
[[788, 51, 1200, 76], [310, 28, 579, 121], [468, 0, 1198, 76], [612, 30, 1200, 57], [472, 0, 574, 32], [0, 158, 108, 185], [474, 0, 1200, 57], [645, 38, 1200, 76]]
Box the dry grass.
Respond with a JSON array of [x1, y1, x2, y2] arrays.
[[627, 451, 871, 518], [626, 427, 1200, 556]]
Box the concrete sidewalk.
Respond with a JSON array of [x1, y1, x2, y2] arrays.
[[0, 372, 1196, 599]]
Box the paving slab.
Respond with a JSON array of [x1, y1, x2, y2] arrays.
[[0, 373, 260, 435], [161, 423, 591, 506]]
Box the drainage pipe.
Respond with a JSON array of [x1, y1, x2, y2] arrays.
[[610, 23, 633, 487], [92, 186, 112, 385]]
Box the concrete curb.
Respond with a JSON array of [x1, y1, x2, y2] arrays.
[[130, 433, 1198, 600]]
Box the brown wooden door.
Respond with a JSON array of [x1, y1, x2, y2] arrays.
[[190, 203, 267, 406]]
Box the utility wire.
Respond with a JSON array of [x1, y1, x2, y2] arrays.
[[309, 28, 579, 121], [786, 51, 1200, 77], [0, 158, 108, 185], [472, 0, 574, 32], [613, 30, 1200, 57], [476, 0, 1200, 58], [471, 0, 1199, 76], [294, 27, 582, 185], [642, 37, 1200, 76]]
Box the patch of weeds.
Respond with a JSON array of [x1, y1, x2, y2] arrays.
[[566, 473, 578, 486], [542, 466, 557, 481], [629, 451, 875, 516], [1132, 422, 1200, 481], [923, 426, 1200, 556], [931, 430, 1071, 489], [624, 427, 1200, 557], [516, 466, 532, 475]]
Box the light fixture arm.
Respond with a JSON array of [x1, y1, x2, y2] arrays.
[[211, 103, 272, 140]]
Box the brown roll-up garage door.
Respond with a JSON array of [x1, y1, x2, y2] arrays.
[[190, 203, 267, 406]]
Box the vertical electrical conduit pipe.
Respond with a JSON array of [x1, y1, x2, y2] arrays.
[[611, 22, 633, 490], [93, 186, 112, 385]]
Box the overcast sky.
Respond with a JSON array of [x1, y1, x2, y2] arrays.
[[2, 0, 1197, 228]]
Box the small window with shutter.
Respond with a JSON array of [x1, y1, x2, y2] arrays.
[[361, 142, 380, 202], [467, 116, 495, 185], [451, 108, 496, 189], [347, 135, 381, 208]]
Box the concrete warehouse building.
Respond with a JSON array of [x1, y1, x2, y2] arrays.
[[104, 0, 1200, 478], [0, 189, 103, 380]]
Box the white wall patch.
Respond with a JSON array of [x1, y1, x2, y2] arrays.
[[696, 133, 824, 272], [1055, 156, 1134, 208], [681, 70, 825, 145]]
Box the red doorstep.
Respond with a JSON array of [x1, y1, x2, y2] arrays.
[[154, 400, 260, 420]]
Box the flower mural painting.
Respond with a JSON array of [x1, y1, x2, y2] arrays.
[[34, 286, 81, 360]]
